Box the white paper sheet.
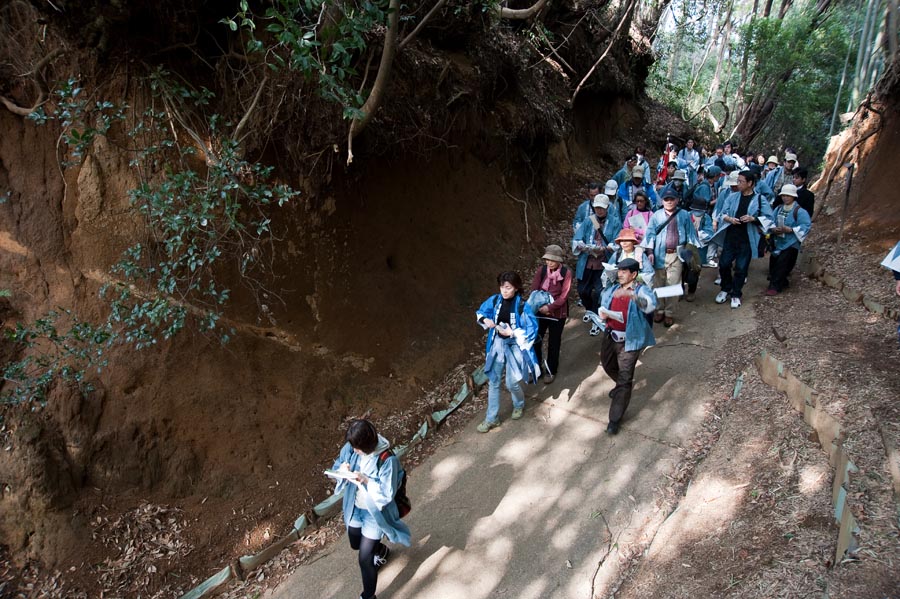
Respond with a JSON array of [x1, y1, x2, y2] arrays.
[[598, 307, 624, 322], [654, 284, 685, 298]]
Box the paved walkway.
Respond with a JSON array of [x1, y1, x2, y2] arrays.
[[266, 266, 764, 599]]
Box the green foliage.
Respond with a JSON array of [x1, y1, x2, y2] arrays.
[[1, 311, 112, 406], [5, 72, 299, 407], [648, 0, 854, 162], [27, 78, 127, 167], [223, 0, 393, 119]]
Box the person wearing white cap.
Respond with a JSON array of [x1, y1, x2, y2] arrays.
[[764, 151, 798, 195], [709, 170, 774, 309], [604, 178, 627, 222], [616, 165, 659, 212], [572, 193, 623, 320], [712, 170, 741, 222], [765, 184, 811, 295]]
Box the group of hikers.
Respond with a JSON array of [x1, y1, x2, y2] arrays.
[[324, 139, 900, 599], [473, 139, 817, 439]]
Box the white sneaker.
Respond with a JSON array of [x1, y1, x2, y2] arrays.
[[589, 324, 602, 336], [705, 259, 718, 268], [714, 277, 722, 285], [715, 291, 728, 304], [731, 297, 742, 309], [582, 314, 591, 323]]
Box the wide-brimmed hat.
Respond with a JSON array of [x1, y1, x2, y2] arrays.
[[673, 169, 687, 181], [779, 183, 798, 198], [784, 152, 798, 163], [766, 155, 778, 165], [615, 228, 638, 243], [542, 244, 566, 262], [592, 193, 610, 208], [725, 171, 740, 186], [631, 166, 645, 178], [604, 179, 619, 195]]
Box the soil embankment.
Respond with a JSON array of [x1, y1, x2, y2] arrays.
[[0, 1, 679, 594]]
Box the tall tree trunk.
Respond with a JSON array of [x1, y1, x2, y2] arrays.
[[763, 0, 775, 17], [666, 0, 690, 80], [706, 0, 734, 110]]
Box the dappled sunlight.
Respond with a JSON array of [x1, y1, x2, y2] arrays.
[[798, 462, 830, 495], [428, 454, 476, 495]]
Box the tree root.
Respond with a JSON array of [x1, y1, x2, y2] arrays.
[[0, 48, 64, 117]]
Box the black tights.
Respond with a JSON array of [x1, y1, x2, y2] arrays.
[[348, 526, 385, 599]]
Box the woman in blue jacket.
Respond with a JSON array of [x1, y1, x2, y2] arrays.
[[766, 184, 811, 295], [475, 271, 539, 432], [331, 419, 411, 599]]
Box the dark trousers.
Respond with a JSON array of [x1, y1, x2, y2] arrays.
[[684, 266, 700, 293], [718, 235, 752, 298], [768, 247, 798, 291], [600, 332, 643, 424], [349, 526, 385, 599], [577, 268, 604, 313], [534, 317, 565, 376]]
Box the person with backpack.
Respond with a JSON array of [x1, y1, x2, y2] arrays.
[[710, 170, 774, 308], [331, 419, 411, 599], [597, 258, 658, 434], [765, 184, 811, 295], [684, 195, 715, 301], [529, 245, 573, 384], [642, 189, 700, 327], [475, 271, 540, 432]]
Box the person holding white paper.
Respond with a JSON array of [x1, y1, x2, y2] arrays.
[[881, 240, 900, 346], [623, 190, 653, 243], [643, 189, 700, 327], [330, 419, 410, 599], [597, 259, 657, 435]]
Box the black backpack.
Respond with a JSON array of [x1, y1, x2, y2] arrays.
[[377, 449, 411, 518]]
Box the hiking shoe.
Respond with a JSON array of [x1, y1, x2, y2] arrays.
[[714, 277, 722, 285], [511, 407, 524, 420], [582, 314, 591, 323], [476, 420, 500, 433], [606, 421, 620, 435], [715, 291, 728, 304], [685, 292, 695, 302], [653, 312, 665, 323], [731, 297, 742, 309], [704, 260, 718, 268], [374, 545, 390, 568], [664, 316, 674, 327], [589, 324, 602, 336], [542, 374, 555, 384]]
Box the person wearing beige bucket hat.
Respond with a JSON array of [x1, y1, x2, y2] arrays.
[[529, 244, 573, 384], [764, 151, 798, 195], [607, 228, 654, 288]]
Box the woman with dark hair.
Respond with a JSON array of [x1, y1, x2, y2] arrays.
[[475, 271, 539, 432], [330, 419, 411, 599]]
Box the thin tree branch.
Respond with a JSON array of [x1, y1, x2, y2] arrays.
[[571, 0, 636, 104], [347, 0, 400, 165], [399, 0, 447, 49], [233, 74, 268, 142]]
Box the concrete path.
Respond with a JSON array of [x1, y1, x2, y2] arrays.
[[266, 265, 764, 599]]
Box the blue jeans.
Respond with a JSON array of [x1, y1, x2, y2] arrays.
[[486, 367, 525, 423], [719, 234, 752, 298]]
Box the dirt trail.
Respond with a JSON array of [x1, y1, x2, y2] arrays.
[[263, 266, 761, 599]]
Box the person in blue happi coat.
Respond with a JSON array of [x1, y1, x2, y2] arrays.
[[765, 184, 811, 295], [710, 170, 774, 309], [572, 194, 623, 322], [881, 241, 900, 345], [331, 419, 411, 599], [475, 271, 539, 432], [597, 258, 658, 435]]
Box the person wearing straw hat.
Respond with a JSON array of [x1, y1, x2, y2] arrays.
[[607, 228, 654, 288], [529, 245, 573, 384], [765, 184, 811, 295], [330, 418, 411, 599], [597, 258, 657, 435]]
